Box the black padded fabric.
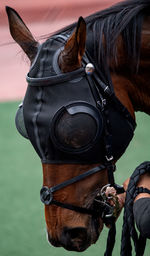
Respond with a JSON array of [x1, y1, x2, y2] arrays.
[[15, 34, 136, 164]]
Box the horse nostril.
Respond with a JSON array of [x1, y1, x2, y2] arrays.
[[66, 227, 87, 240], [61, 227, 90, 251]]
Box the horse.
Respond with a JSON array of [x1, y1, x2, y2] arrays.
[[6, 0, 150, 253]]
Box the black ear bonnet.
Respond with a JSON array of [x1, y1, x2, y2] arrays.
[[15, 34, 136, 164]]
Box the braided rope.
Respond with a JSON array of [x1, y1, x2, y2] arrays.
[[121, 161, 150, 256], [104, 223, 116, 256]]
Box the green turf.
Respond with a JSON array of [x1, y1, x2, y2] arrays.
[[0, 101, 150, 256]]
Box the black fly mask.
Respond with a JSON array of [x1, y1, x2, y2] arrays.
[[16, 34, 136, 164], [15, 34, 136, 219]]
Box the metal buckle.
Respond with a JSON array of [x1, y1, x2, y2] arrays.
[[104, 86, 109, 92], [102, 99, 106, 107], [19, 102, 23, 108], [40, 186, 53, 205], [94, 184, 115, 219], [95, 183, 123, 222], [100, 184, 111, 200], [105, 155, 114, 161], [105, 209, 114, 218], [100, 184, 116, 218]]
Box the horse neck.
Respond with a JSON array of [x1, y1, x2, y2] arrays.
[[111, 67, 150, 119], [111, 29, 150, 117], [131, 18, 150, 115], [129, 63, 150, 115]]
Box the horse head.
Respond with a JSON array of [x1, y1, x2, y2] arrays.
[[6, 8, 110, 251], [6, 0, 150, 252]]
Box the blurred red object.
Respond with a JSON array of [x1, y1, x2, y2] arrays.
[[0, 0, 119, 101]]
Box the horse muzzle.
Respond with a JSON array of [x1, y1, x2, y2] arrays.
[[47, 225, 100, 252]]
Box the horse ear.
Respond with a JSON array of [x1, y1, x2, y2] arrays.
[[6, 6, 38, 61], [75, 16, 86, 60], [59, 16, 86, 72]]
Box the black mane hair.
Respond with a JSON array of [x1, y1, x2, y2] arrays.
[[50, 0, 150, 84]]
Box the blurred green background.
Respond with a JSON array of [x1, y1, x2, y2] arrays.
[[0, 101, 150, 256]]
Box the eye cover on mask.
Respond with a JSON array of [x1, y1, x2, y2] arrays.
[[50, 102, 103, 153], [133, 197, 150, 239], [15, 103, 28, 139]]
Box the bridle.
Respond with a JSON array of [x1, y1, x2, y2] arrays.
[[41, 165, 106, 215], [40, 163, 124, 220], [40, 163, 124, 221]]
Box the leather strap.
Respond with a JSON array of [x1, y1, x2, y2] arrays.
[[50, 165, 105, 193]]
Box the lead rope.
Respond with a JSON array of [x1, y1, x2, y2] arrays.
[[102, 97, 117, 256], [104, 223, 116, 256], [121, 161, 150, 256]]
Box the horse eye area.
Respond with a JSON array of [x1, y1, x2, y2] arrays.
[[55, 112, 97, 150]]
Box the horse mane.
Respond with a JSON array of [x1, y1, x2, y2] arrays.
[[49, 0, 150, 83]]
